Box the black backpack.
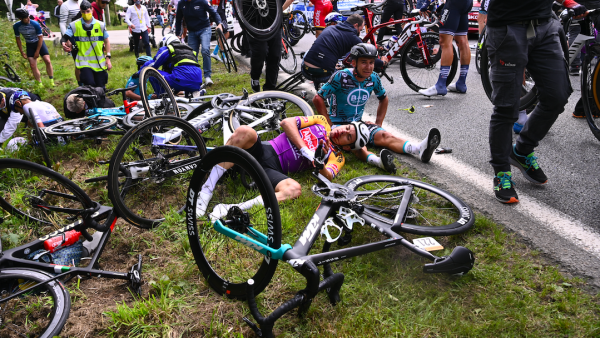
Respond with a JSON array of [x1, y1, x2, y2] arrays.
[[63, 86, 115, 119]]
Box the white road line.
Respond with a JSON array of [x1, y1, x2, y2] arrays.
[[365, 113, 600, 260]]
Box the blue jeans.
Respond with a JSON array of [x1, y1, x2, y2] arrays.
[[187, 26, 212, 79]]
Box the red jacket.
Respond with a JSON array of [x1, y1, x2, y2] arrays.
[[91, 2, 104, 21]]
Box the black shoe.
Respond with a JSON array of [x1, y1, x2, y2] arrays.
[[570, 66, 580, 76], [572, 109, 600, 118], [379, 149, 396, 174], [509, 145, 548, 184], [493, 171, 519, 204], [251, 79, 260, 93], [418, 128, 441, 163]]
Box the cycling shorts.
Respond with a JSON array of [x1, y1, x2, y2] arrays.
[[439, 0, 473, 36], [26, 41, 49, 58], [314, 0, 333, 30], [479, 0, 488, 14], [217, 9, 229, 32], [246, 134, 290, 188]]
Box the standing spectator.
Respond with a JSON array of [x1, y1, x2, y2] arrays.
[[61, 0, 112, 88], [25, 0, 39, 18], [125, 0, 152, 58], [59, 0, 81, 35], [376, 0, 404, 45], [312, 0, 333, 38], [167, 0, 178, 26], [53, 0, 62, 23], [175, 0, 221, 86], [91, 0, 110, 21], [248, 0, 294, 92], [13, 8, 55, 88], [154, 6, 164, 28]]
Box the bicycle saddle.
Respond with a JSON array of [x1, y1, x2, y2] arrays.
[[106, 86, 137, 96]]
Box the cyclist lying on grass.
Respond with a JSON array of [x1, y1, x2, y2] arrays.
[[0, 91, 63, 150], [313, 43, 441, 173], [196, 115, 372, 219]]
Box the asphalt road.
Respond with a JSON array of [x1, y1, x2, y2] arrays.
[[105, 26, 600, 287]]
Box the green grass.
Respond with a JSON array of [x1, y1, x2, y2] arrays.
[[0, 18, 598, 338]]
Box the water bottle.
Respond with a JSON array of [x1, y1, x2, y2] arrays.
[[385, 36, 399, 51], [44, 230, 81, 253]]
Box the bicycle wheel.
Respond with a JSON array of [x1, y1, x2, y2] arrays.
[[221, 33, 238, 73], [228, 91, 314, 141], [186, 145, 282, 300], [0, 268, 71, 338], [233, 0, 282, 41], [216, 28, 237, 73], [231, 32, 242, 53], [279, 37, 297, 74], [581, 53, 600, 141], [4, 64, 21, 83], [274, 70, 305, 93], [31, 122, 52, 168], [215, 28, 231, 73], [107, 116, 208, 228], [288, 10, 307, 40], [475, 27, 484, 74], [139, 67, 180, 119], [0, 159, 94, 227], [346, 175, 474, 236], [44, 116, 118, 137], [400, 32, 459, 92]]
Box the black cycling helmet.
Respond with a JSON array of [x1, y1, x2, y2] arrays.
[[350, 43, 378, 60], [80, 0, 92, 11], [15, 8, 29, 19]]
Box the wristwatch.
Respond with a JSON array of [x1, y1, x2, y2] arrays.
[[106, 53, 112, 59]]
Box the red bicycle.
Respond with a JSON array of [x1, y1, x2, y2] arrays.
[[348, 2, 458, 93]]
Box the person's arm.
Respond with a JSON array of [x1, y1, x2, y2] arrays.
[[312, 95, 333, 126], [0, 111, 24, 144], [312, 74, 338, 126], [175, 2, 183, 36], [144, 6, 151, 31], [282, 0, 294, 11], [104, 36, 112, 70], [206, 4, 221, 26], [124, 7, 134, 29], [15, 37, 27, 59], [279, 117, 311, 152], [34, 34, 43, 59], [321, 145, 345, 180], [125, 90, 142, 101], [375, 96, 388, 127]]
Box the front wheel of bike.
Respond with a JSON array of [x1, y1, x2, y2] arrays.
[[139, 66, 180, 119], [0, 268, 71, 338], [186, 145, 282, 300], [0, 158, 94, 227], [228, 91, 314, 141], [346, 175, 474, 236], [108, 116, 208, 228], [288, 10, 308, 40], [279, 37, 297, 74], [43, 116, 118, 137], [233, 0, 282, 41], [400, 32, 458, 92], [581, 53, 600, 141]]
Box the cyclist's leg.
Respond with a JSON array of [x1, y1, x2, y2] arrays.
[[450, 2, 472, 91], [25, 43, 42, 82], [40, 42, 54, 82]]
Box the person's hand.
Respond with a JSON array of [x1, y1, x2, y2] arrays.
[[106, 58, 112, 70], [147, 27, 151, 33], [129, 24, 136, 30], [33, 51, 39, 59], [20, 51, 27, 59], [62, 41, 72, 52], [364, 120, 375, 125], [574, 10, 589, 19], [217, 23, 223, 31]]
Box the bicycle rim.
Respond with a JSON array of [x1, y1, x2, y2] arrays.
[[33, 124, 52, 168], [0, 269, 71, 338], [231, 32, 242, 53], [346, 175, 474, 236], [107, 116, 207, 228], [121, 110, 146, 129], [228, 91, 314, 141], [139, 67, 180, 119], [234, 0, 282, 40], [0, 159, 94, 227], [216, 28, 231, 73], [222, 33, 238, 72], [582, 54, 600, 141], [400, 32, 458, 92], [288, 10, 307, 40], [279, 38, 297, 74], [186, 146, 281, 299], [44, 116, 118, 136]]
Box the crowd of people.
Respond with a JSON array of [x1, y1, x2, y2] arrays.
[[0, 0, 593, 208]]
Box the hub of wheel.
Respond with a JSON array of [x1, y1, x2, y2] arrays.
[[226, 206, 250, 233]]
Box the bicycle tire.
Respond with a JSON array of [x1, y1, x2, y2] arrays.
[[43, 116, 118, 136], [278, 37, 297, 74], [32, 122, 52, 168], [186, 145, 282, 300], [0, 158, 94, 227], [475, 27, 484, 74], [288, 10, 307, 40], [121, 110, 147, 129], [346, 175, 474, 236], [221, 32, 238, 73], [274, 70, 305, 93], [139, 66, 180, 119], [231, 32, 242, 53], [215, 28, 231, 73], [4, 64, 21, 83], [400, 32, 458, 92], [233, 0, 283, 41], [107, 116, 208, 228], [228, 91, 314, 141], [0, 268, 71, 338], [581, 53, 600, 141]]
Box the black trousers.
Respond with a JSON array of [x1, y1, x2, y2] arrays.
[[79, 68, 108, 88], [376, 1, 404, 44], [132, 30, 152, 57], [248, 28, 282, 91], [487, 19, 571, 173]]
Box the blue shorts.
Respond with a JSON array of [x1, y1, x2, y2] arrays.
[[26, 41, 49, 58], [439, 0, 473, 36]]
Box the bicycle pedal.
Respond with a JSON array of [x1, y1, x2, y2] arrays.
[[128, 254, 143, 297]]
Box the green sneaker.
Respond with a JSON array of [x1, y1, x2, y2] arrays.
[[493, 171, 519, 204], [509, 145, 548, 184]]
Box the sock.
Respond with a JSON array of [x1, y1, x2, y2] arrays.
[[238, 195, 264, 210], [517, 109, 528, 125], [213, 45, 219, 55], [78, 81, 83, 86], [435, 66, 451, 92], [200, 165, 227, 195], [455, 65, 469, 92], [49, 76, 53, 79], [402, 141, 420, 155], [366, 154, 384, 169]]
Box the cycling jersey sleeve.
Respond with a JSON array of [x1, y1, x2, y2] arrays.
[[294, 114, 331, 132], [372, 74, 386, 100], [317, 70, 342, 100], [293, 115, 344, 178], [324, 146, 344, 178], [0, 111, 23, 144]]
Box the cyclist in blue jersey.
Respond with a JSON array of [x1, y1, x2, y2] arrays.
[[125, 56, 153, 102], [314, 43, 441, 171]]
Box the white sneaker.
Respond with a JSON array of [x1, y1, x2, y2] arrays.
[[196, 191, 213, 216], [210, 54, 222, 62], [209, 203, 232, 221], [418, 128, 441, 164], [205, 77, 214, 86], [418, 85, 447, 97]]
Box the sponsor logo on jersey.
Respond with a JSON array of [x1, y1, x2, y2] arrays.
[[347, 88, 370, 107], [301, 127, 318, 151]]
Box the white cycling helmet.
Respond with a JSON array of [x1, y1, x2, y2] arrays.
[[160, 34, 179, 48], [325, 12, 343, 26], [350, 121, 369, 150]]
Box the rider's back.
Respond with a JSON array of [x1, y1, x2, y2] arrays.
[[303, 21, 362, 73]]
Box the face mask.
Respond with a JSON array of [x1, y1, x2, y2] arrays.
[[135, 0, 141, 4], [82, 12, 93, 21]]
